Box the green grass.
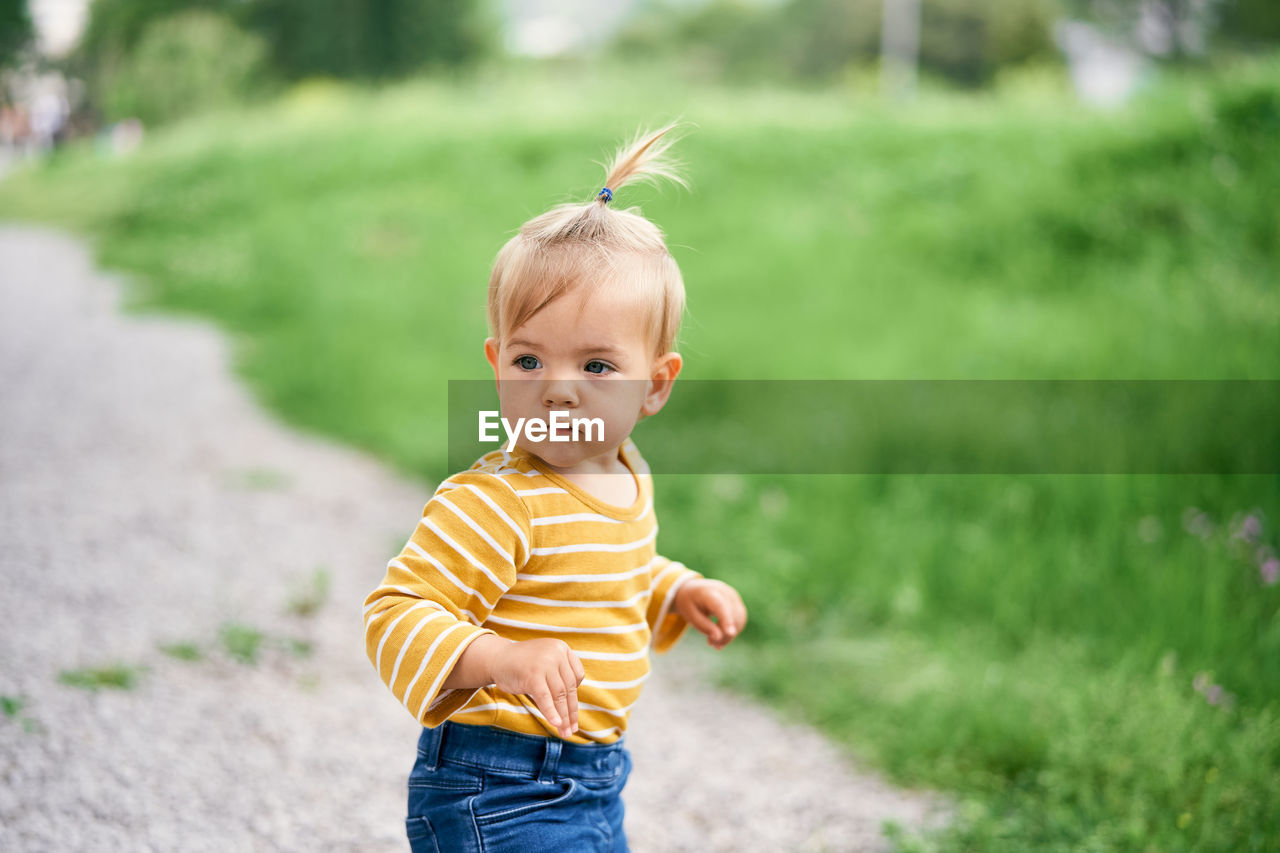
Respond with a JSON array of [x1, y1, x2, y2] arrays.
[[159, 640, 204, 661], [58, 664, 146, 691], [219, 622, 266, 664], [3, 57, 1278, 850]]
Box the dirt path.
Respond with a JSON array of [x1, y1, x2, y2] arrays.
[[0, 225, 949, 852]]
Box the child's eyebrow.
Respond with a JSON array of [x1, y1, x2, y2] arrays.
[[507, 339, 629, 359], [576, 344, 628, 358]]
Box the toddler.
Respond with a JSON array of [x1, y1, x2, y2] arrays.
[[362, 124, 748, 852]]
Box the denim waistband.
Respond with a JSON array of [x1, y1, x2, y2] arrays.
[[418, 722, 627, 783]]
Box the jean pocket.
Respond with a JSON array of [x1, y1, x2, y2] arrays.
[[470, 775, 579, 826], [405, 815, 441, 853], [408, 760, 485, 793]]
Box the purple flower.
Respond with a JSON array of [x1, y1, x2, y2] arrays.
[[1233, 513, 1263, 543], [1262, 557, 1279, 586], [1206, 685, 1223, 705]]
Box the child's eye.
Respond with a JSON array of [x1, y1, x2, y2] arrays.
[[514, 355, 541, 371], [584, 360, 613, 375]]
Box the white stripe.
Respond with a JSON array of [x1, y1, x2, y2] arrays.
[[388, 610, 449, 689], [578, 725, 623, 739], [572, 646, 650, 662], [416, 630, 492, 718], [401, 622, 471, 715], [650, 566, 698, 651], [531, 512, 626, 526], [577, 700, 638, 718], [514, 487, 566, 497], [399, 548, 497, 611], [516, 557, 658, 584], [530, 529, 656, 556], [453, 700, 538, 718], [582, 673, 650, 690], [461, 483, 529, 559], [501, 590, 650, 609], [421, 518, 509, 590], [496, 466, 541, 478], [435, 494, 514, 564], [374, 601, 439, 674], [485, 614, 649, 635]]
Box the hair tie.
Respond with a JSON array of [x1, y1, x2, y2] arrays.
[[597, 187, 613, 203]]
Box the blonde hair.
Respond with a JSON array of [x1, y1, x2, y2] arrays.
[[486, 124, 689, 356]]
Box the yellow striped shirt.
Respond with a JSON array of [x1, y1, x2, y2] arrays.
[[362, 439, 700, 744]]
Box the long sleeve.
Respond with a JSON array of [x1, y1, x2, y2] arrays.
[[363, 471, 531, 726], [645, 555, 701, 654]]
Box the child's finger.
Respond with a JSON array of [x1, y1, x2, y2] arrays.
[[560, 661, 579, 734], [530, 684, 561, 731], [702, 588, 734, 635], [683, 598, 723, 642], [567, 649, 585, 685], [548, 676, 573, 738]]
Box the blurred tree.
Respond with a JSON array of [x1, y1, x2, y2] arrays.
[[616, 0, 1059, 87], [1059, 0, 1280, 59], [103, 10, 268, 124], [76, 0, 491, 87], [244, 0, 492, 79], [71, 0, 237, 111], [0, 0, 35, 71], [1213, 0, 1280, 48]]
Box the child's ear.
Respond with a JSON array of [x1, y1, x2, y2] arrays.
[[640, 352, 683, 417], [484, 338, 500, 383]]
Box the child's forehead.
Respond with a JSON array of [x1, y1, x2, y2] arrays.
[[506, 287, 651, 350]]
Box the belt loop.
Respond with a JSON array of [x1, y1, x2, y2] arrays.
[[421, 723, 445, 771], [537, 737, 563, 783]]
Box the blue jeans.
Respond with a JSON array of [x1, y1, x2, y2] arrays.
[[406, 721, 632, 852]]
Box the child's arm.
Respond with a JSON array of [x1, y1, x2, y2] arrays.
[[644, 556, 704, 653], [362, 471, 533, 726]]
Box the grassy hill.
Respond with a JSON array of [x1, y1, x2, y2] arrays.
[[3, 59, 1278, 850]]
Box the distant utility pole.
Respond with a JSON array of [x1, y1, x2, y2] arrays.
[[880, 0, 922, 101]]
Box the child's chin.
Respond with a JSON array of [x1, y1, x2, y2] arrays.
[[523, 443, 610, 470]]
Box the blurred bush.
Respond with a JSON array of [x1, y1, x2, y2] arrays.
[[616, 0, 1059, 87], [72, 0, 492, 124], [101, 10, 268, 125], [0, 0, 35, 71], [244, 0, 493, 79]]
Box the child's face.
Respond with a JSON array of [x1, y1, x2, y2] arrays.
[[484, 287, 681, 472]]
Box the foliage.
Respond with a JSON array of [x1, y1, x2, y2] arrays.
[[616, 0, 1060, 87], [1218, 0, 1280, 47], [0, 0, 34, 72], [244, 0, 493, 79], [1062, 0, 1280, 61], [101, 10, 268, 125], [2, 61, 1279, 850]]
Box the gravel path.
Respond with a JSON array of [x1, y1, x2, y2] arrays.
[[0, 225, 950, 852]]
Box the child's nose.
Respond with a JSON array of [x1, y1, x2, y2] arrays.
[[542, 378, 579, 409]]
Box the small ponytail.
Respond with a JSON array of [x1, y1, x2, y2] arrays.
[[595, 123, 689, 206]]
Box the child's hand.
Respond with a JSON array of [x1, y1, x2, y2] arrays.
[[489, 638, 585, 739], [674, 578, 748, 650]]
